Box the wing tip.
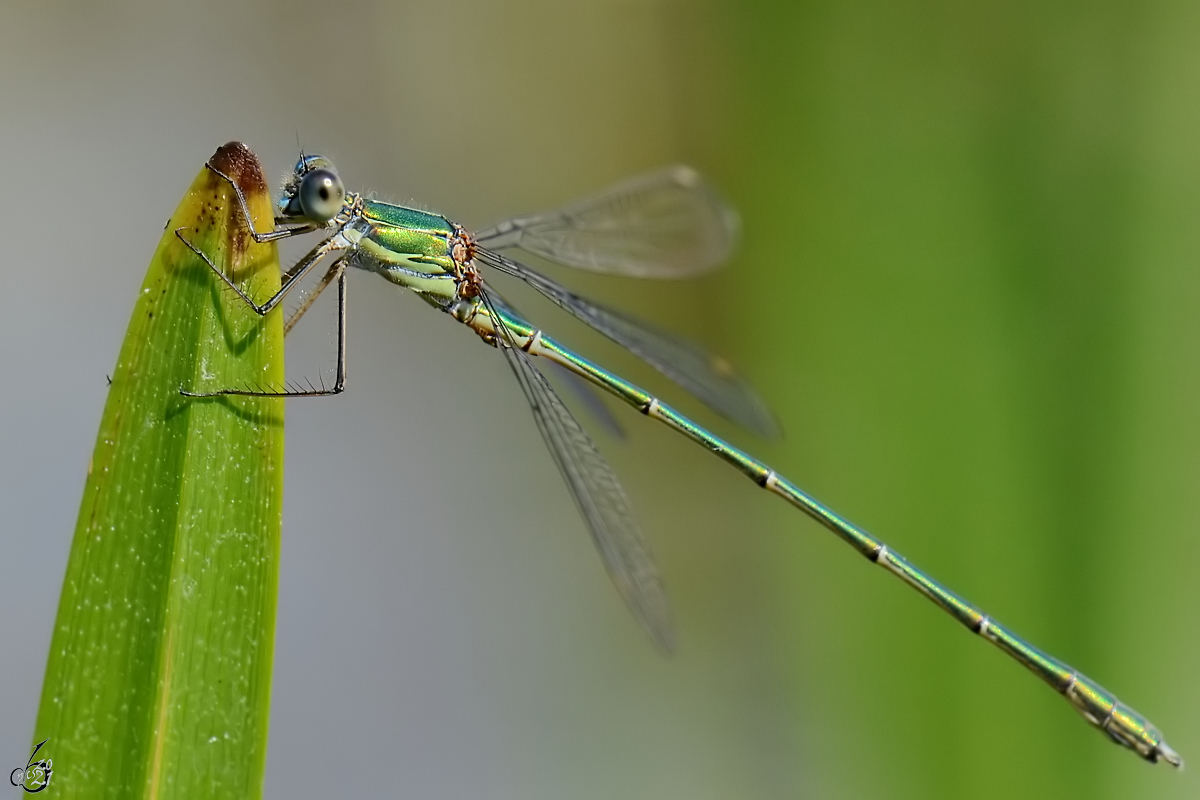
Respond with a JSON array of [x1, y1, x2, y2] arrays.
[[644, 609, 678, 654], [668, 164, 702, 188]]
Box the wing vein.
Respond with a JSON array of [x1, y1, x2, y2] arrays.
[[475, 166, 738, 278], [480, 287, 674, 650], [478, 249, 779, 438]]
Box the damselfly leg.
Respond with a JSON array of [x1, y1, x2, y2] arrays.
[[176, 161, 349, 398]]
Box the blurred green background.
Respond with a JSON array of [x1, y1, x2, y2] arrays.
[[0, 0, 1196, 797]]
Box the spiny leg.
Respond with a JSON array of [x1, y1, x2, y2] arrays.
[[173, 158, 339, 318], [284, 257, 345, 336], [182, 259, 348, 399], [175, 227, 343, 317]]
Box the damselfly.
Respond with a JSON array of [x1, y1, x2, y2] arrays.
[[176, 152, 1179, 767]]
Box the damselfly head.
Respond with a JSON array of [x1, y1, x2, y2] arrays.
[[278, 154, 345, 224]]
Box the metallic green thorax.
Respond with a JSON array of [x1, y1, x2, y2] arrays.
[[353, 199, 459, 299]]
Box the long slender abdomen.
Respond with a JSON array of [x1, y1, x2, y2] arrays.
[[473, 301, 1180, 767]]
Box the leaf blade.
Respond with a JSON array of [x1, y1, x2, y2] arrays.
[[34, 142, 285, 800]]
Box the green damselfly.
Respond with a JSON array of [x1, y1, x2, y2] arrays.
[[176, 151, 1180, 767]]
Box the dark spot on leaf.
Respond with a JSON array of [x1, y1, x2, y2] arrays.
[[209, 142, 268, 195]]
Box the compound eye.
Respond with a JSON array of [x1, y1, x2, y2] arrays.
[[297, 168, 345, 222]]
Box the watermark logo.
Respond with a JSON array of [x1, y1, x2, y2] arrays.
[[9, 740, 51, 794]]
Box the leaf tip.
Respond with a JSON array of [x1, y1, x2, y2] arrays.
[[209, 142, 269, 196]]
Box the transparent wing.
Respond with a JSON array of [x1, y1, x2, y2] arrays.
[[474, 166, 739, 278], [491, 292, 625, 440], [480, 288, 674, 651], [545, 359, 626, 440], [478, 249, 780, 439]]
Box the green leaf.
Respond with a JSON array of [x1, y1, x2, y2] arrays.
[[33, 143, 285, 799]]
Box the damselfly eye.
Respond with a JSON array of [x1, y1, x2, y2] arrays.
[[297, 168, 345, 222]]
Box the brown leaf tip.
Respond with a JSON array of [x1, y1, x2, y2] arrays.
[[209, 142, 269, 196]]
